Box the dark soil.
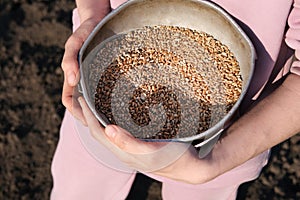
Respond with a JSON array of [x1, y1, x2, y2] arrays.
[[0, 1, 299, 199]]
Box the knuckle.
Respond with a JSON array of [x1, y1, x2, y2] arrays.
[[64, 35, 82, 55], [115, 136, 128, 150], [65, 35, 77, 49]]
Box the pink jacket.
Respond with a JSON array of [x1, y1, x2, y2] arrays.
[[110, 0, 300, 101]]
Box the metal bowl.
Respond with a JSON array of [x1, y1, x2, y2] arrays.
[[78, 0, 255, 157]]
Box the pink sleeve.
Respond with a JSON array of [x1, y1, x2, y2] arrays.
[[72, 8, 80, 32], [285, 0, 300, 75], [110, 0, 127, 9]]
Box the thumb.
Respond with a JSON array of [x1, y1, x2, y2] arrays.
[[104, 125, 167, 154], [104, 125, 137, 151]]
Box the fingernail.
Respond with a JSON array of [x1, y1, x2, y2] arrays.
[[105, 125, 117, 139], [77, 96, 83, 105], [68, 72, 76, 86]]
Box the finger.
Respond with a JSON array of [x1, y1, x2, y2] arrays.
[[105, 125, 193, 172], [72, 89, 87, 126], [61, 36, 81, 86], [62, 81, 87, 125], [104, 125, 167, 154], [61, 21, 98, 86], [78, 96, 102, 129], [78, 97, 120, 150]]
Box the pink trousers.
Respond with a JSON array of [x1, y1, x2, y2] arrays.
[[51, 111, 269, 200], [50, 9, 270, 199]]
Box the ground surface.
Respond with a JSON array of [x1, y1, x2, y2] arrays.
[[0, 1, 299, 199]]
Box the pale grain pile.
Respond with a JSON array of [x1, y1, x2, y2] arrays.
[[90, 25, 242, 139]]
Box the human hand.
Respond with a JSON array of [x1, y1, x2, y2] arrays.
[[78, 96, 221, 184], [61, 18, 105, 125]]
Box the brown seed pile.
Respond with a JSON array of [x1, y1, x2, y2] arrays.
[[90, 25, 242, 140]]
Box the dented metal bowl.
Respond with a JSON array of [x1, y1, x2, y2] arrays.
[[78, 0, 255, 157]]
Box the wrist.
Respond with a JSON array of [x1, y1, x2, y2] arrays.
[[182, 148, 221, 184]]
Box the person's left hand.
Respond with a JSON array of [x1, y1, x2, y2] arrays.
[[78, 96, 220, 184]]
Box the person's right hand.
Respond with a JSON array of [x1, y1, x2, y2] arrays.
[[61, 18, 104, 125]]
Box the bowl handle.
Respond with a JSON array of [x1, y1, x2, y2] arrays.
[[195, 129, 223, 158]]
